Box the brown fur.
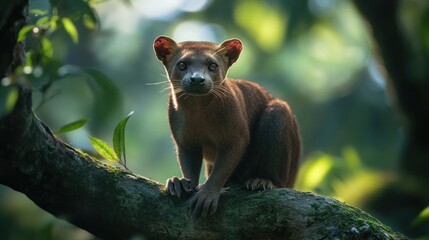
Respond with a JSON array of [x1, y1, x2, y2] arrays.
[[154, 36, 301, 218]]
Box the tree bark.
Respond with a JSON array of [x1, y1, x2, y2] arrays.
[[0, 0, 410, 239], [0, 0, 27, 77]]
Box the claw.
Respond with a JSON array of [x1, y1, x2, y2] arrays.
[[165, 177, 194, 198], [188, 186, 220, 218], [245, 178, 276, 191]]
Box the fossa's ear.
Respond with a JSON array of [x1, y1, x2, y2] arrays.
[[218, 39, 243, 66], [153, 36, 178, 65]]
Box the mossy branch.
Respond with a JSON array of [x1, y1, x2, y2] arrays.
[[0, 88, 409, 239]]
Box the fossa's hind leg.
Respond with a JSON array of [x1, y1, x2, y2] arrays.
[[245, 99, 301, 190]]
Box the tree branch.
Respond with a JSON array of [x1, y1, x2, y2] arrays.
[[0, 88, 409, 239]]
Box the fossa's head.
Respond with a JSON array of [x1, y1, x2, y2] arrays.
[[153, 36, 242, 96]]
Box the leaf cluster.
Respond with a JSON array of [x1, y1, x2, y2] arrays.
[[88, 111, 134, 171], [0, 0, 99, 117], [2, 0, 131, 172]]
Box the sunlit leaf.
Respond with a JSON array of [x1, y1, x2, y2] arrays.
[[82, 3, 98, 28], [49, 16, 59, 31], [0, 86, 19, 118], [88, 136, 120, 162], [342, 146, 361, 170], [412, 206, 429, 227], [6, 88, 19, 113], [300, 154, 333, 191], [36, 16, 50, 27], [332, 171, 394, 206], [61, 17, 79, 43], [83, 14, 96, 29], [113, 111, 134, 162], [55, 119, 88, 134], [30, 9, 49, 16], [40, 37, 53, 57], [234, 0, 286, 51], [25, 51, 34, 67], [18, 25, 35, 42]]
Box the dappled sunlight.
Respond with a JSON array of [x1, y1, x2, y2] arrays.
[[172, 21, 224, 42], [234, 0, 286, 52], [296, 147, 397, 209], [133, 0, 211, 19], [294, 146, 418, 235], [276, 21, 368, 102], [97, 0, 212, 32], [296, 153, 334, 191], [135, 0, 211, 17], [332, 170, 397, 206]]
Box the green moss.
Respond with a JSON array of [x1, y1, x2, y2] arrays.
[[75, 148, 92, 159], [310, 199, 409, 239]]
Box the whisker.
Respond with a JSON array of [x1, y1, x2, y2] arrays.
[[160, 85, 171, 92], [176, 92, 188, 101], [148, 74, 171, 93], [219, 87, 232, 99], [216, 91, 226, 105], [212, 91, 221, 102], [145, 81, 169, 86], [211, 84, 232, 104], [173, 86, 183, 94], [211, 47, 225, 57], [219, 78, 228, 86]]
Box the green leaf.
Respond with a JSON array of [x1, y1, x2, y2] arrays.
[[40, 37, 53, 57], [61, 17, 79, 43], [412, 206, 429, 227], [36, 16, 50, 27], [82, 3, 98, 28], [6, 88, 19, 113], [88, 136, 120, 162], [18, 25, 35, 42], [83, 14, 96, 29], [30, 9, 48, 16], [113, 111, 134, 163], [49, 16, 60, 31], [0, 85, 19, 118], [55, 119, 88, 134]]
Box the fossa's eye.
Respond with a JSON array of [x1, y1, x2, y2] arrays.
[[177, 62, 187, 70], [208, 63, 218, 71]]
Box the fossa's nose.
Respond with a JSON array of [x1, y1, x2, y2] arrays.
[[190, 72, 205, 84]]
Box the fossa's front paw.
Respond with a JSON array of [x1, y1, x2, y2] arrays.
[[165, 176, 195, 198], [189, 185, 220, 218]]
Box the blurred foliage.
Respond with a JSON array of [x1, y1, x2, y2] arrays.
[[2, 0, 428, 239], [55, 118, 88, 134], [412, 206, 429, 229], [0, 85, 19, 116], [295, 147, 397, 206]]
